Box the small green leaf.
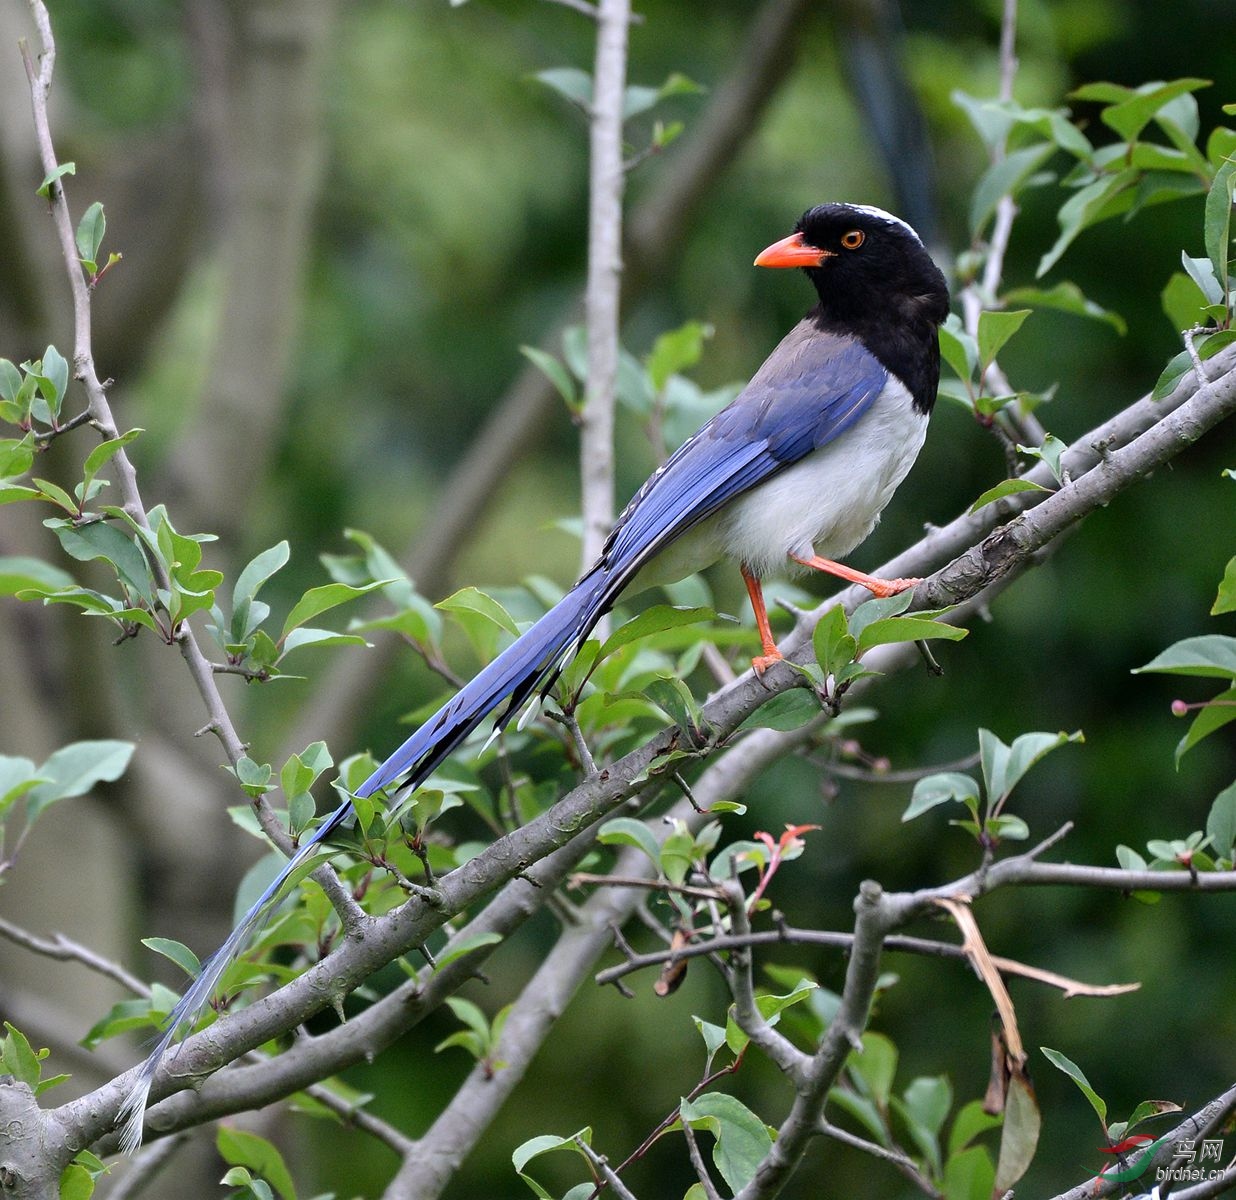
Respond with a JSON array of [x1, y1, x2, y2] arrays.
[[520, 345, 578, 410], [140, 937, 201, 979], [2, 1022, 41, 1086], [944, 1144, 996, 1200], [646, 320, 712, 393], [1212, 558, 1236, 615], [1205, 158, 1236, 298], [857, 615, 967, 655], [1001, 730, 1083, 799], [1135, 634, 1236, 679], [903, 772, 981, 822], [281, 580, 387, 640], [1098, 78, 1211, 143], [939, 316, 977, 382], [1002, 282, 1127, 334], [679, 1092, 772, 1194], [970, 477, 1051, 513], [75, 202, 106, 270], [977, 309, 1031, 370], [598, 815, 662, 868], [1174, 685, 1236, 763], [597, 604, 716, 662], [36, 161, 75, 198], [81, 429, 142, 494], [433, 931, 504, 973], [216, 1126, 296, 1200], [533, 67, 592, 110], [25, 740, 135, 821], [1041, 1046, 1106, 1124], [1206, 781, 1236, 861], [58, 1163, 94, 1200], [0, 555, 74, 596], [813, 604, 857, 676]]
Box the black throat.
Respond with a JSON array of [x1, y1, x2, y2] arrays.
[[809, 297, 944, 416]]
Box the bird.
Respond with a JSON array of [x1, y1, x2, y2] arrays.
[[119, 201, 949, 1149]]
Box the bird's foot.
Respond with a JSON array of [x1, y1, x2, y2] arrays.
[[862, 575, 921, 599], [751, 650, 783, 676]]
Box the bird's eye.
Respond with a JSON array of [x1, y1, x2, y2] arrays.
[[840, 230, 865, 250]]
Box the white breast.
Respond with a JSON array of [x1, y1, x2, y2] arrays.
[[633, 378, 927, 589]]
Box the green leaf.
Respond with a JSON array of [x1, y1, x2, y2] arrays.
[[75, 202, 106, 270], [857, 615, 967, 655], [1002, 282, 1127, 334], [234, 541, 290, 611], [903, 772, 981, 822], [1135, 634, 1236, 679], [1041, 1046, 1106, 1123], [739, 689, 821, 733], [519, 345, 578, 411], [939, 316, 977, 382], [36, 161, 75, 198], [25, 740, 135, 821], [978, 728, 1010, 805], [215, 1126, 296, 1200], [1175, 685, 1236, 763], [280, 627, 369, 656], [1212, 558, 1236, 615], [58, 1163, 94, 1200], [646, 320, 712, 393], [850, 1031, 898, 1108], [81, 429, 142, 495], [970, 142, 1056, 236], [533, 67, 592, 110], [281, 581, 386, 640], [969, 477, 1051, 513], [433, 931, 504, 973], [1205, 158, 1236, 298], [1001, 730, 1083, 800], [813, 604, 857, 676], [140, 937, 201, 979], [977, 309, 1031, 370], [1153, 331, 1236, 400], [0, 555, 74, 596], [1206, 781, 1236, 861], [1037, 169, 1139, 277], [848, 590, 914, 641], [622, 72, 703, 121], [679, 1092, 772, 1194], [1098, 78, 1211, 143], [943, 1145, 996, 1200], [2, 1022, 41, 1087], [597, 604, 716, 662], [598, 815, 662, 868], [0, 435, 35, 481], [948, 1098, 1003, 1156], [51, 520, 153, 603]]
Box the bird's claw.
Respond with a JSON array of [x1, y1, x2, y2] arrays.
[[864, 576, 920, 598], [751, 651, 783, 676]]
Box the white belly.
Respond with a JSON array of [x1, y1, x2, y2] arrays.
[[634, 378, 926, 588]]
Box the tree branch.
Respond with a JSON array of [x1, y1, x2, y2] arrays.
[[579, 0, 629, 575]]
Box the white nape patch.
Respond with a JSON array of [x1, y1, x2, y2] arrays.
[[846, 204, 923, 245], [716, 377, 927, 579]]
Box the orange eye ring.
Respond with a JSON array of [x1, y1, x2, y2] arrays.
[[840, 230, 865, 250]]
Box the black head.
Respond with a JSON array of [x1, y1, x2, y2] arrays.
[[756, 202, 950, 412]]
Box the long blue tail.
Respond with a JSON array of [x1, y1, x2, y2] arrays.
[[119, 563, 617, 1150]]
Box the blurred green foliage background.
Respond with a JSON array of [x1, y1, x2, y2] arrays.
[[2, 0, 1236, 1196]]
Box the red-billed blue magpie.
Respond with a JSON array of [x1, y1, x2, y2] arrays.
[[120, 202, 949, 1147]]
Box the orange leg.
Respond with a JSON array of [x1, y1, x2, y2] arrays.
[[790, 553, 920, 598], [741, 564, 782, 674]]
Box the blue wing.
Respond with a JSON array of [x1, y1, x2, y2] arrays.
[[603, 325, 889, 579]]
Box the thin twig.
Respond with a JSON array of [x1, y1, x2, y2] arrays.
[[818, 1121, 941, 1198], [0, 913, 147, 994], [107, 1132, 192, 1200], [682, 1120, 723, 1200]]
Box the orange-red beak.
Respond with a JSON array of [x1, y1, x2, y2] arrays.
[[754, 231, 832, 268]]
